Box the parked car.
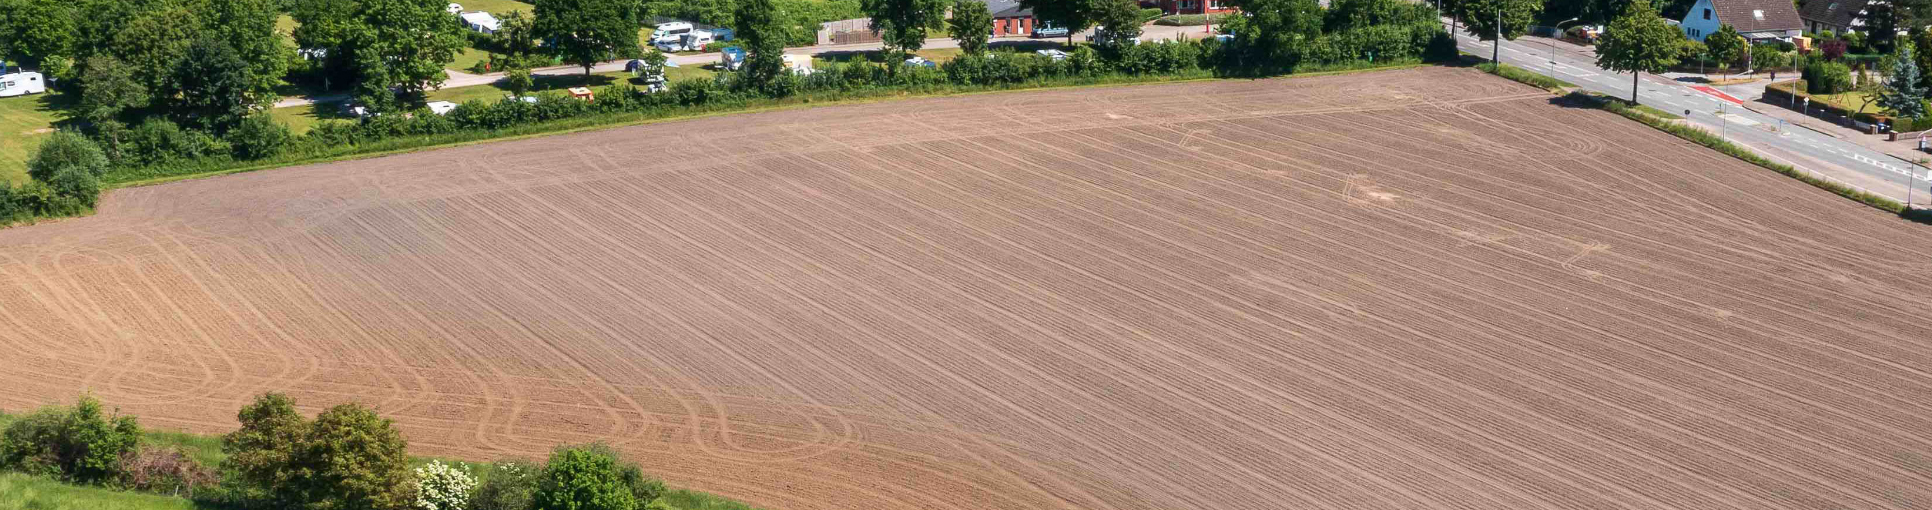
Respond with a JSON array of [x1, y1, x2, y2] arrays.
[[721, 46, 747, 71], [1035, 49, 1069, 62], [904, 56, 936, 68], [1033, 22, 1069, 39]]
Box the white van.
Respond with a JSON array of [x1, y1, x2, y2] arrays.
[[0, 72, 46, 98]]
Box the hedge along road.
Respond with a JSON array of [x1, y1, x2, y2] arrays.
[[272, 24, 1210, 109], [6, 67, 1932, 510], [1453, 24, 1932, 208]]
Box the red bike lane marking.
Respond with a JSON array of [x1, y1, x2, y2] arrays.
[[1691, 85, 1743, 105]]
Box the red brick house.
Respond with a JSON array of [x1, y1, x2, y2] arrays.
[[987, 0, 1035, 36]]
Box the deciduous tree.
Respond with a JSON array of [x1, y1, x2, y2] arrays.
[[947, 0, 993, 55], [733, 0, 792, 95], [200, 0, 291, 107], [1595, 0, 1680, 103], [1092, 0, 1144, 47], [77, 55, 147, 123], [110, 5, 203, 104], [172, 37, 254, 131], [1225, 0, 1324, 70], [221, 394, 416, 510], [535, 0, 642, 78], [1704, 24, 1744, 78], [1019, 0, 1100, 44], [861, 0, 950, 57], [294, 0, 465, 111], [0, 0, 77, 63], [1455, 0, 1542, 65]]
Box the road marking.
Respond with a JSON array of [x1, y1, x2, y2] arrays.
[[1690, 85, 1745, 105], [1717, 114, 1759, 126]]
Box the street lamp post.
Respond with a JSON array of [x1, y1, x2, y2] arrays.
[[1551, 18, 1581, 78]]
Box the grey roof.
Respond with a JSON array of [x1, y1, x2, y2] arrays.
[[1712, 0, 1804, 33], [986, 0, 1031, 18], [1798, 0, 1866, 30]]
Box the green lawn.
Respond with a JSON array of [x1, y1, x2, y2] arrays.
[[814, 41, 1066, 65], [0, 473, 201, 510], [450, 46, 492, 72], [427, 67, 718, 104], [1814, 91, 1883, 114], [0, 94, 68, 184], [456, 0, 535, 15]]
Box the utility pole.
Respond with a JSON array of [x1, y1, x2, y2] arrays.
[[1493, 7, 1502, 66]]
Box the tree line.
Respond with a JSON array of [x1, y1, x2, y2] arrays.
[[1, 393, 688, 510]]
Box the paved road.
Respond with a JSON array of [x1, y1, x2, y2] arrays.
[[1456, 27, 1931, 207]]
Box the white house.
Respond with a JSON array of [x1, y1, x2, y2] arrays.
[[1680, 0, 1803, 42], [460, 11, 501, 35]]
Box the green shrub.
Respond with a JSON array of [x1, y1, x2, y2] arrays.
[[413, 460, 476, 510], [1139, 7, 1164, 22], [534, 445, 638, 510], [305, 120, 363, 147], [1579, 91, 1907, 213], [1423, 30, 1458, 62], [44, 168, 102, 209], [227, 115, 293, 160], [1154, 13, 1230, 26], [26, 131, 111, 182], [221, 394, 415, 510], [1805, 60, 1853, 93], [618, 463, 666, 504], [0, 396, 142, 485], [469, 459, 541, 510], [127, 118, 227, 166]]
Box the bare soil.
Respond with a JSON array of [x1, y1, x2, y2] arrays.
[[3, 67, 1931, 510]]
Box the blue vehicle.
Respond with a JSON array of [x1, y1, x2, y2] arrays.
[[721, 46, 747, 71], [1032, 21, 1069, 38]]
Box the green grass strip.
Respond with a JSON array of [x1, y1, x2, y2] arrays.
[[1479, 62, 1924, 223]]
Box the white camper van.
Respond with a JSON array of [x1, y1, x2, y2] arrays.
[[0, 72, 46, 98], [652, 22, 695, 43]]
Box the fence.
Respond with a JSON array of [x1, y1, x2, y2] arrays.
[[818, 18, 880, 45]]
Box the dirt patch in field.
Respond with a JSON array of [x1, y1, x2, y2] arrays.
[[2, 67, 1931, 510]]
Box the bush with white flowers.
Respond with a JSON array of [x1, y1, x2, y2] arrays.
[[414, 460, 477, 510]]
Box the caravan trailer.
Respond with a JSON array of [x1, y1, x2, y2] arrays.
[[0, 72, 46, 98]]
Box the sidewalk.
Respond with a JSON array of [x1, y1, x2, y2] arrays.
[[1737, 83, 1932, 166]]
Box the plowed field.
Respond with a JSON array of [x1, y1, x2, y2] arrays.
[[3, 66, 1931, 510]]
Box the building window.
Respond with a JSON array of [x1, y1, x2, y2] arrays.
[[1703, 8, 1712, 20]]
